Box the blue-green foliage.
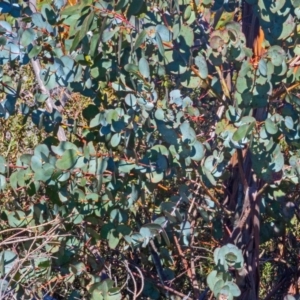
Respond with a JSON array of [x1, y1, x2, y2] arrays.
[[0, 0, 300, 298], [207, 244, 244, 300]]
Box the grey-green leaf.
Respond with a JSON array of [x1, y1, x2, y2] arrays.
[[134, 30, 147, 50], [190, 141, 205, 161], [110, 133, 121, 147], [138, 57, 150, 78], [125, 93, 137, 106], [21, 29, 36, 47], [155, 31, 165, 57], [156, 25, 172, 42], [265, 118, 278, 135], [195, 54, 208, 79], [0, 174, 6, 191], [56, 149, 79, 170]]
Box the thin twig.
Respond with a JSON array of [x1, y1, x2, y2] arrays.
[[132, 264, 144, 298], [215, 65, 231, 100], [173, 235, 195, 295], [190, 206, 200, 299], [0, 234, 71, 246], [198, 179, 221, 208], [257, 182, 268, 197], [1, 220, 66, 298], [0, 216, 62, 241], [123, 261, 138, 300]]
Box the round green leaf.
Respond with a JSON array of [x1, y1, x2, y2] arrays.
[[265, 118, 278, 135], [285, 116, 294, 130], [107, 229, 120, 249], [190, 141, 205, 161], [227, 282, 241, 297], [146, 170, 164, 183], [0, 250, 18, 275], [180, 121, 196, 143], [268, 46, 285, 66], [90, 279, 114, 299], [110, 133, 121, 147], [51, 141, 78, 156], [155, 25, 172, 41], [31, 155, 42, 172], [6, 209, 33, 227], [154, 108, 165, 120], [34, 164, 54, 181], [124, 93, 137, 106], [207, 270, 219, 291], [225, 252, 237, 265], [169, 89, 182, 104], [34, 144, 50, 160], [21, 28, 36, 47], [183, 96, 193, 108], [139, 226, 152, 238], [106, 110, 119, 124], [278, 15, 295, 40], [232, 123, 254, 141], [179, 25, 194, 47], [56, 149, 79, 170], [90, 113, 106, 128]]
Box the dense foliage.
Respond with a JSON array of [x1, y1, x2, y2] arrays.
[[0, 0, 300, 299]]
